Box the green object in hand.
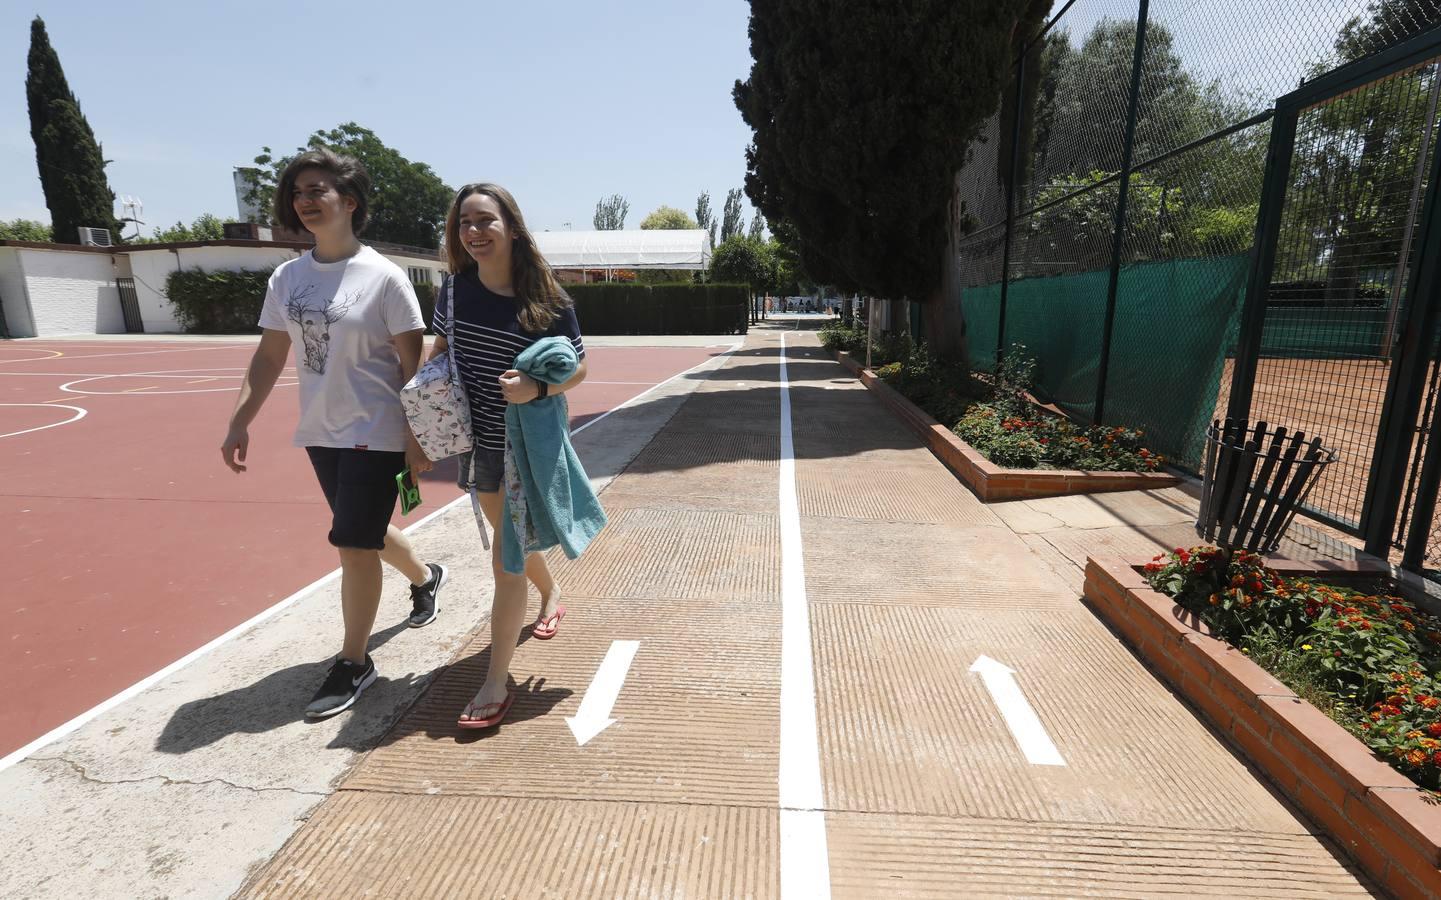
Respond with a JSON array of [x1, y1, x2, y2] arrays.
[[396, 468, 421, 516]]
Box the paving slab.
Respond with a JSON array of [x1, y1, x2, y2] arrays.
[[240, 794, 778, 900], [800, 518, 1074, 609], [811, 602, 1309, 832], [826, 813, 1372, 898]]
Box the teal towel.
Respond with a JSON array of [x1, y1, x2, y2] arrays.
[[501, 337, 608, 574]]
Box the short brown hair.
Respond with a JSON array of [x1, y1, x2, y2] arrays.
[[273, 147, 371, 235]]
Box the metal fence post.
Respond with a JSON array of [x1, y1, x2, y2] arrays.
[[1225, 108, 1299, 425], [1369, 101, 1441, 558], [997, 55, 1026, 366], [1094, 0, 1150, 426]]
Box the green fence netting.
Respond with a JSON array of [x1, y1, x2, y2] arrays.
[[962, 254, 1249, 470]]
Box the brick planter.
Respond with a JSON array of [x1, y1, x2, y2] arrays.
[[1084, 555, 1441, 898], [834, 351, 1178, 501]]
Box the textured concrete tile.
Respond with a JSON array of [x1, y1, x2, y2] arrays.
[[242, 794, 778, 900], [811, 603, 1311, 834], [826, 813, 1374, 898]]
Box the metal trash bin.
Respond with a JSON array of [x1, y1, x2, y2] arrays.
[[1196, 419, 1338, 555]]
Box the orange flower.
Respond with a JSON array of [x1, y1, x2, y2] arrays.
[[1408, 750, 1428, 766]]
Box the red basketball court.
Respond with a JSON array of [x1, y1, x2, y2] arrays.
[[1, 337, 725, 759]]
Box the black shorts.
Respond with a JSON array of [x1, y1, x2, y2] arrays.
[[305, 447, 405, 550]]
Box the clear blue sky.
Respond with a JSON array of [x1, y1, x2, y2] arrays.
[[1, 1, 762, 236]]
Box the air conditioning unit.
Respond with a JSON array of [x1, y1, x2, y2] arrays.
[[78, 227, 113, 247]]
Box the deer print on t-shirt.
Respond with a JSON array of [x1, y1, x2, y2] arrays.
[[285, 284, 358, 374]]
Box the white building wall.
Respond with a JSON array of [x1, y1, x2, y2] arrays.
[[16, 248, 123, 336], [0, 248, 34, 337], [0, 241, 445, 335], [124, 245, 299, 332]]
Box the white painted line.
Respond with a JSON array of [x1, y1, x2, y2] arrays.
[[17, 346, 248, 363], [777, 332, 832, 897], [0, 403, 88, 439], [565, 639, 639, 746], [969, 655, 1066, 766], [570, 340, 741, 438], [0, 354, 733, 774]]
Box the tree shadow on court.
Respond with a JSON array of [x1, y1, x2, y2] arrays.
[[155, 621, 415, 754]]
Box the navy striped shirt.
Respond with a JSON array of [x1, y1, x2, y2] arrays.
[[434, 271, 586, 451]]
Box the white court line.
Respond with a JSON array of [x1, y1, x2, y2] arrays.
[[0, 345, 740, 774], [0, 404, 88, 439], [11, 346, 251, 363], [777, 332, 832, 898]]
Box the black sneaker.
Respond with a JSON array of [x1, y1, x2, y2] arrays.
[[305, 655, 377, 719], [408, 563, 447, 628]]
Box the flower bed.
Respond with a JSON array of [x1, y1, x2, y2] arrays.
[[1084, 551, 1441, 896], [1144, 546, 1441, 792], [832, 349, 1178, 501]]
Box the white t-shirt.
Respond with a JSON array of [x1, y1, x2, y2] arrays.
[[257, 246, 426, 451]]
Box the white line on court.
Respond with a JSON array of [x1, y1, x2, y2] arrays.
[[0, 344, 741, 774], [0, 404, 88, 439], [777, 332, 832, 898], [10, 346, 251, 363]]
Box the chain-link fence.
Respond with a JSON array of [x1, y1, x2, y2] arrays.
[[954, 0, 1441, 543]]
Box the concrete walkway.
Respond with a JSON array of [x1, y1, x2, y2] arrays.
[[231, 328, 1375, 898]]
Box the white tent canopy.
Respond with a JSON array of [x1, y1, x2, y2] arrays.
[[533, 229, 711, 270]]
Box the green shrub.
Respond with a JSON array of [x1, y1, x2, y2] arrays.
[[566, 282, 748, 335], [166, 268, 273, 333], [414, 281, 436, 333]]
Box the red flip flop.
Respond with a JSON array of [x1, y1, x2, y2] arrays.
[[532, 604, 566, 640], [457, 692, 515, 729]]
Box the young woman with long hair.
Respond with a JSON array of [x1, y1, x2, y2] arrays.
[[430, 183, 588, 728]]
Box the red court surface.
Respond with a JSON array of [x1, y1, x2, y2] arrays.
[[1, 338, 725, 759]]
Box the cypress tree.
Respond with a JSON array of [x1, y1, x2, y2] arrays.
[[26, 17, 120, 244]]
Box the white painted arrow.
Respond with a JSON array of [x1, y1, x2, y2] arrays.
[[969, 655, 1066, 766], [566, 640, 640, 746]]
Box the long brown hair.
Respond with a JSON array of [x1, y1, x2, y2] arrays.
[[443, 183, 568, 333]]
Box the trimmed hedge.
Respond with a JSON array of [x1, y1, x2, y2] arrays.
[[166, 268, 272, 333], [415, 281, 436, 333], [565, 283, 749, 335]]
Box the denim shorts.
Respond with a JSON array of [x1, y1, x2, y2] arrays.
[[457, 448, 505, 494], [305, 446, 405, 550]]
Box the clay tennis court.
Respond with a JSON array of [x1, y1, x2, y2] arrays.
[[1, 337, 726, 759]]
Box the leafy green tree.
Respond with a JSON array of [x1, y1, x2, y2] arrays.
[[695, 191, 717, 247], [747, 216, 764, 240], [639, 205, 698, 229], [0, 219, 53, 241], [709, 235, 776, 292], [720, 188, 746, 242], [241, 123, 452, 248], [26, 17, 121, 244], [593, 194, 629, 230], [735, 0, 1044, 309], [131, 213, 229, 244]]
